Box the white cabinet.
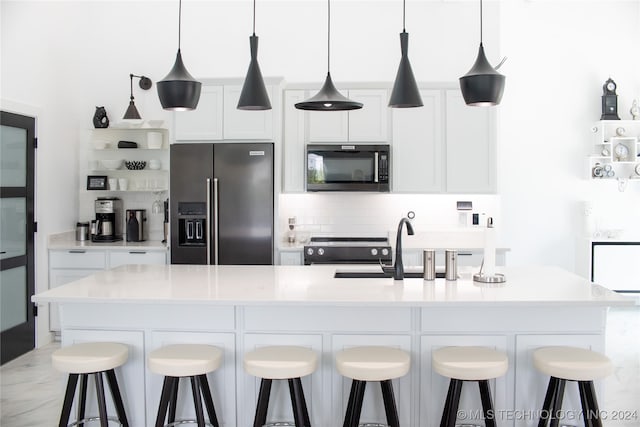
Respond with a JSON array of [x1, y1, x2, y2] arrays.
[[307, 89, 389, 142], [279, 249, 303, 265], [283, 90, 307, 192], [174, 85, 224, 141], [588, 120, 640, 183], [392, 90, 443, 192], [223, 85, 274, 140], [174, 83, 277, 142], [445, 90, 497, 193]]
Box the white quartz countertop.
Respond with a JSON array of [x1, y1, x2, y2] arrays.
[[32, 264, 634, 307], [48, 231, 167, 251]]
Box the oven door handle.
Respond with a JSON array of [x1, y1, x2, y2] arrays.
[[374, 152, 379, 183]]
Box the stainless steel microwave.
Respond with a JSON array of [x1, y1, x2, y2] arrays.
[[306, 144, 390, 192]]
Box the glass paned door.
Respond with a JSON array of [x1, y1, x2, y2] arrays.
[[0, 111, 36, 365]]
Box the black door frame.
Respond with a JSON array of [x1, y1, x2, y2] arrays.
[[1, 110, 36, 364]]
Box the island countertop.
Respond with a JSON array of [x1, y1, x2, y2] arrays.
[[32, 264, 634, 307]]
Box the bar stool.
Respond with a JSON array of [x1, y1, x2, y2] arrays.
[[432, 346, 508, 427], [533, 346, 613, 427], [243, 345, 318, 427], [52, 341, 130, 427], [335, 346, 411, 427], [148, 344, 222, 427]]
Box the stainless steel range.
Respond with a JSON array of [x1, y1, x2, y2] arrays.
[[303, 237, 392, 265]]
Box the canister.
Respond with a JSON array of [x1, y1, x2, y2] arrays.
[[75, 222, 89, 241], [423, 249, 436, 281], [445, 249, 457, 281]]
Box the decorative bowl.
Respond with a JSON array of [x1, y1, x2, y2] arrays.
[[148, 159, 161, 170], [125, 160, 146, 170], [101, 159, 122, 170], [146, 120, 164, 128]]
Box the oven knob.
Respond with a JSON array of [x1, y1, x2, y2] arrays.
[[370, 248, 378, 256], [381, 248, 389, 256], [306, 248, 314, 256], [317, 248, 325, 256]]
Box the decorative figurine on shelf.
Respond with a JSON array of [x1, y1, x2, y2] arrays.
[[630, 99, 640, 120], [600, 78, 620, 120], [92, 106, 109, 128]]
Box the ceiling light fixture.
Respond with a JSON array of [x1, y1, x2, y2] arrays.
[[295, 0, 362, 111], [157, 0, 202, 111], [123, 74, 152, 120], [388, 0, 422, 108], [238, 0, 271, 110], [459, 0, 506, 106]]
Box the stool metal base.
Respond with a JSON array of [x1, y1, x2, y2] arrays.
[[67, 416, 122, 427]]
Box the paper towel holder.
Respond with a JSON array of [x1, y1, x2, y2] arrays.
[[473, 217, 506, 283]]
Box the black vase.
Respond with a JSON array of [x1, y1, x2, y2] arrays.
[[93, 106, 109, 128]]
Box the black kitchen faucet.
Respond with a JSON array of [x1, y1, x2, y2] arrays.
[[393, 217, 415, 280]]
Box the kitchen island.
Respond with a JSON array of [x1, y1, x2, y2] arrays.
[[33, 264, 634, 427]]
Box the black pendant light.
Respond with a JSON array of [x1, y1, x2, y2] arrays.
[[157, 0, 202, 111], [388, 0, 422, 108], [459, 0, 505, 106], [123, 74, 152, 120], [295, 0, 362, 111], [238, 0, 271, 110]]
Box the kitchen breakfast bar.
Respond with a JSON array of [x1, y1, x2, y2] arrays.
[[32, 264, 633, 427]]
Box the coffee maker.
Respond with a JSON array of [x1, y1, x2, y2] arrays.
[[92, 198, 122, 242]]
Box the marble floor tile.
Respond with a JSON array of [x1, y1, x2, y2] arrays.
[[1, 306, 639, 427]]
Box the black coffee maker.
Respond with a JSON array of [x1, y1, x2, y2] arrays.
[[92, 198, 122, 242]]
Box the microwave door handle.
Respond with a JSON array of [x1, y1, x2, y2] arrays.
[[374, 152, 379, 183]]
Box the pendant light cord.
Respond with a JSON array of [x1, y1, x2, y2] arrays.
[[327, 0, 331, 73], [129, 74, 134, 101], [253, 0, 256, 35], [480, 0, 483, 45], [402, 0, 406, 32], [178, 0, 182, 50]]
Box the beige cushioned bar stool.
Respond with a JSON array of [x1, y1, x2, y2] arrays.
[[533, 346, 613, 427], [52, 342, 129, 427], [335, 346, 411, 427], [148, 344, 223, 427], [432, 346, 508, 427], [244, 345, 318, 427]]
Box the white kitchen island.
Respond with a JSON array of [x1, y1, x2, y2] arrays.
[[32, 264, 634, 427]]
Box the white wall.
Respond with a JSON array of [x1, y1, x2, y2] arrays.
[[1, 1, 639, 341]]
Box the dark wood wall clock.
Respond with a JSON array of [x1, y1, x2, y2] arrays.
[[601, 78, 620, 120]]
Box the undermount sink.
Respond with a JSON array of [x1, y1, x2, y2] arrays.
[[334, 267, 446, 279]]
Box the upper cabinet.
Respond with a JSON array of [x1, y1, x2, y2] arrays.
[[307, 89, 390, 142], [174, 80, 280, 142]]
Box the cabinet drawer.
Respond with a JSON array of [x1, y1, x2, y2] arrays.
[[109, 250, 166, 268], [49, 250, 106, 269]]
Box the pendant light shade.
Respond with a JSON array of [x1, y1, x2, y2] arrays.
[[389, 0, 422, 108], [238, 0, 271, 110], [459, 0, 505, 106], [123, 74, 152, 120], [295, 0, 362, 111], [157, 0, 201, 111]]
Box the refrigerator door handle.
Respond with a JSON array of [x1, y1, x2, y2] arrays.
[[206, 178, 211, 264], [213, 178, 219, 265]]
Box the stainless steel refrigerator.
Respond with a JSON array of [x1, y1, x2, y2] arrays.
[[170, 143, 274, 265]]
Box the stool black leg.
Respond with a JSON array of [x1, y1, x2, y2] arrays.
[[295, 378, 311, 427], [440, 379, 463, 427], [199, 374, 220, 427], [478, 380, 496, 427], [549, 379, 566, 427], [343, 380, 358, 427], [94, 372, 109, 427], [350, 380, 367, 427], [579, 381, 602, 427], [59, 373, 79, 427], [105, 369, 130, 427], [77, 374, 88, 427], [155, 376, 174, 427], [539, 376, 560, 427], [191, 376, 206, 427], [168, 376, 179, 424], [253, 378, 273, 427], [288, 378, 309, 427], [380, 379, 400, 427]]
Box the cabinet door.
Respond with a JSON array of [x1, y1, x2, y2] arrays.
[[108, 250, 167, 268], [223, 85, 274, 140], [174, 85, 224, 141], [348, 89, 389, 142], [49, 268, 103, 331], [283, 90, 307, 192], [392, 90, 443, 193], [445, 90, 496, 193]]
